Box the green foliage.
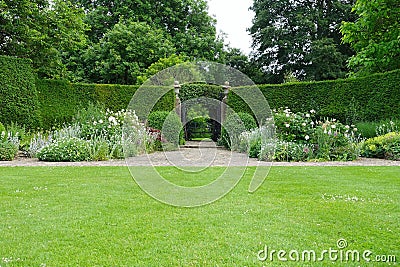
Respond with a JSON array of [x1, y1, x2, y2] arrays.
[[272, 141, 312, 162], [250, 0, 356, 82], [137, 54, 189, 85], [355, 121, 379, 138], [66, 0, 224, 83], [79, 20, 175, 85], [0, 0, 88, 78], [229, 69, 400, 123], [0, 56, 41, 129], [219, 112, 257, 149], [37, 137, 91, 162], [34, 69, 399, 130], [0, 122, 5, 134], [147, 111, 183, 146], [0, 130, 20, 161], [341, 0, 400, 76], [273, 107, 316, 143], [75, 0, 223, 60], [0, 141, 18, 161], [36, 79, 174, 129], [186, 116, 211, 140], [238, 109, 361, 162], [362, 132, 400, 160], [356, 119, 400, 139], [179, 83, 223, 102]]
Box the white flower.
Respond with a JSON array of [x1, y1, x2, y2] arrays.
[[98, 119, 103, 124], [345, 125, 350, 129], [353, 128, 358, 132], [305, 135, 310, 140], [286, 113, 290, 117], [108, 116, 118, 126], [285, 123, 290, 128], [93, 121, 97, 126], [331, 124, 336, 129], [310, 121, 315, 126], [310, 109, 316, 114], [302, 123, 306, 127], [306, 113, 310, 118]]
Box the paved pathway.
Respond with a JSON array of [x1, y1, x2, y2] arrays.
[[1, 141, 399, 167]]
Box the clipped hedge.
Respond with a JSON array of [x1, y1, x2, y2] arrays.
[[25, 69, 400, 129], [147, 111, 184, 145], [179, 83, 223, 102], [36, 80, 174, 129], [228, 69, 400, 123], [0, 55, 41, 128]]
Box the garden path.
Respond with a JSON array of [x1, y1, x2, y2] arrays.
[[1, 141, 399, 167]]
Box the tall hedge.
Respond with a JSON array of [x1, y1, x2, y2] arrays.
[[0, 56, 41, 128], [36, 79, 174, 128], [33, 69, 400, 128], [228, 69, 400, 123], [179, 83, 223, 102]]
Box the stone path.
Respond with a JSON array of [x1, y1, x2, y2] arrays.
[[0, 141, 399, 167]]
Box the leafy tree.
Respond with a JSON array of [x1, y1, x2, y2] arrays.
[[341, 0, 400, 76], [249, 0, 356, 82], [74, 0, 224, 60], [220, 48, 269, 84], [0, 0, 88, 78], [137, 54, 188, 85], [79, 20, 175, 85]]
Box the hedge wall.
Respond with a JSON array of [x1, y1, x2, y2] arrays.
[[179, 83, 223, 102], [36, 80, 174, 129], [228, 69, 400, 123], [3, 61, 397, 129], [0, 55, 41, 128]]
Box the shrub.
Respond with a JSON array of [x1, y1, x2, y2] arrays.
[[237, 109, 361, 162], [147, 111, 183, 147], [0, 141, 19, 161], [0, 122, 5, 134], [356, 121, 380, 138], [362, 132, 400, 160], [237, 124, 275, 159], [30, 108, 152, 160], [0, 131, 20, 161], [273, 107, 316, 143], [219, 112, 257, 150], [272, 141, 312, 162], [357, 119, 400, 139], [37, 137, 91, 162]]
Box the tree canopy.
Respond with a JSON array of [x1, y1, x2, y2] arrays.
[[249, 0, 356, 82], [341, 0, 400, 76], [78, 20, 175, 84], [74, 0, 224, 60], [0, 0, 88, 78]]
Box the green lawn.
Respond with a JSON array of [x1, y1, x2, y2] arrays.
[[0, 166, 399, 266]]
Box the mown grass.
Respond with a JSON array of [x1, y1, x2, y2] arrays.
[[0, 166, 399, 266]]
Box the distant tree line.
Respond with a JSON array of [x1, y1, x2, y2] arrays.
[[1, 0, 398, 84]]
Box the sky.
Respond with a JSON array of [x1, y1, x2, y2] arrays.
[[207, 0, 255, 55]]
